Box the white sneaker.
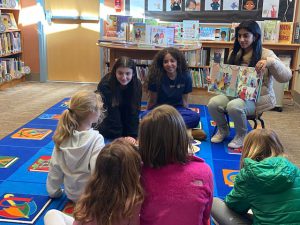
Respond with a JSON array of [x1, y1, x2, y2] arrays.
[[228, 135, 245, 149], [211, 126, 230, 143]]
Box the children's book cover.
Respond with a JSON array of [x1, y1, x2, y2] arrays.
[[262, 0, 279, 18], [185, 0, 201, 11], [150, 26, 174, 46], [0, 156, 19, 168], [205, 0, 221, 11], [1, 13, 18, 30], [0, 193, 51, 224], [28, 156, 51, 172], [11, 128, 52, 140], [104, 15, 118, 38], [116, 15, 131, 39], [242, 0, 258, 11], [210, 48, 225, 64], [199, 27, 215, 40], [148, 0, 163, 11], [209, 63, 262, 102], [182, 20, 199, 40], [229, 22, 239, 41], [223, 0, 239, 10], [263, 20, 280, 43], [219, 27, 230, 41], [166, 0, 182, 11], [131, 23, 146, 43], [278, 22, 293, 44], [38, 114, 61, 120]]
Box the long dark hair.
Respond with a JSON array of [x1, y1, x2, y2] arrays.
[[146, 47, 188, 90], [109, 57, 141, 110], [228, 20, 262, 67]]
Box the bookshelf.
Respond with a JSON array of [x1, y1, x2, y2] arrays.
[[0, 6, 25, 90]]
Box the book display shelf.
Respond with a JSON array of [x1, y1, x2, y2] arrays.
[[0, 2, 25, 90]]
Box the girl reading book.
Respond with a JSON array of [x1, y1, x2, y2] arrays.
[[207, 20, 292, 148]]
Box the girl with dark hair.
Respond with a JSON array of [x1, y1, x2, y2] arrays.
[[143, 47, 205, 139], [208, 20, 292, 148], [96, 56, 142, 139], [44, 138, 144, 225], [139, 104, 213, 225]]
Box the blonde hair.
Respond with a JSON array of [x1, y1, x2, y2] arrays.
[[139, 104, 192, 168], [74, 138, 144, 225], [53, 90, 104, 149], [240, 129, 285, 168]]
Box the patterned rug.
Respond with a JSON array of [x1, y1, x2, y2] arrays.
[[0, 98, 249, 224]]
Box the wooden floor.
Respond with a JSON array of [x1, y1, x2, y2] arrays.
[[1, 81, 300, 167]]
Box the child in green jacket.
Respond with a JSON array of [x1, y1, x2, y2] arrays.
[[211, 129, 300, 225]]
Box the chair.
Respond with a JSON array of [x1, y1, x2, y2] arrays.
[[212, 112, 265, 136]]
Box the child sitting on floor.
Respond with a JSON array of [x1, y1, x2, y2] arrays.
[[46, 90, 105, 202], [211, 129, 300, 225], [44, 138, 144, 225]]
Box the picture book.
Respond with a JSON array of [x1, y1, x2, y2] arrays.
[[166, 0, 182, 11], [148, 0, 163, 11], [185, 0, 201, 11], [0, 156, 18, 168], [229, 22, 239, 41], [210, 48, 225, 64], [1, 13, 18, 30], [208, 63, 262, 102], [262, 0, 279, 18], [0, 193, 51, 224], [182, 20, 199, 41], [38, 113, 61, 120], [219, 27, 230, 41], [199, 27, 215, 40], [223, 0, 239, 10], [150, 26, 174, 46], [263, 20, 280, 43], [205, 0, 221, 11], [11, 128, 52, 140], [131, 23, 146, 43], [242, 0, 258, 11], [116, 15, 131, 39], [278, 22, 293, 44], [104, 15, 117, 38], [28, 156, 51, 172]]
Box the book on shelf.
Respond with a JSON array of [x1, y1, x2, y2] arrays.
[[263, 20, 280, 43], [130, 22, 146, 43], [182, 20, 199, 41], [116, 15, 131, 39], [199, 27, 215, 41], [217, 27, 230, 41], [278, 22, 293, 44], [149, 26, 175, 46], [210, 48, 225, 64], [1, 12, 18, 30], [293, 22, 300, 44], [208, 63, 263, 102], [229, 22, 239, 41]]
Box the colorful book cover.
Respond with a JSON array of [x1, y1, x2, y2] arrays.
[[0, 193, 51, 224], [131, 23, 146, 43], [262, 0, 279, 18], [210, 48, 225, 64], [263, 20, 280, 43], [278, 22, 293, 44], [185, 0, 201, 11], [208, 63, 262, 102], [182, 20, 199, 41], [166, 0, 182, 11], [1, 13, 18, 30], [28, 156, 51, 172], [150, 26, 174, 46], [199, 27, 215, 40], [104, 15, 118, 38], [0, 156, 19, 168], [116, 15, 131, 39], [38, 114, 61, 120], [219, 27, 230, 41], [11, 128, 52, 140]]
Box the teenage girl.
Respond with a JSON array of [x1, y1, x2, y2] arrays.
[[208, 20, 292, 148], [139, 104, 213, 225], [44, 138, 144, 225], [46, 90, 105, 202], [212, 129, 300, 225], [96, 57, 142, 139]]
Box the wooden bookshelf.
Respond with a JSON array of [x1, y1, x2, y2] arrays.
[[0, 6, 25, 90]]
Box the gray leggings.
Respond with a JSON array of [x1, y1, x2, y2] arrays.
[[207, 95, 256, 136]]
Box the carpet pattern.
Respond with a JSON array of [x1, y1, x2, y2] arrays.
[[0, 98, 248, 224]]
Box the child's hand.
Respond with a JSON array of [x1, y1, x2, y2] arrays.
[[206, 76, 211, 84], [255, 60, 267, 73], [124, 137, 138, 146]]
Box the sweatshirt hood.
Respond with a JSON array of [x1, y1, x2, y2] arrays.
[[241, 157, 298, 193], [59, 129, 99, 171]]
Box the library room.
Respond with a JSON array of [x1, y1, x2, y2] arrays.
[[0, 0, 300, 224]]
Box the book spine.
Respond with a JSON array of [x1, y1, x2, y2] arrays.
[[293, 22, 300, 44]]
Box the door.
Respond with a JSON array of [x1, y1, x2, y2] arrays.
[[44, 0, 100, 82]]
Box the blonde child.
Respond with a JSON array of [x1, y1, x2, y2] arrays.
[[212, 129, 300, 225], [44, 138, 144, 225], [139, 104, 213, 225], [46, 90, 105, 202]]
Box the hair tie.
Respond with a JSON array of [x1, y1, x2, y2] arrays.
[[67, 108, 73, 113]]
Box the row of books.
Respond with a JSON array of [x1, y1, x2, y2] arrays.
[[0, 31, 21, 56], [191, 68, 209, 88], [104, 15, 300, 44], [0, 0, 17, 9], [0, 58, 25, 84]]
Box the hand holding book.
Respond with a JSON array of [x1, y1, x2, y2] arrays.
[[255, 60, 267, 74]]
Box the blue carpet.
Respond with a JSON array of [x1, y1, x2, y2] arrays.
[[0, 98, 248, 224]]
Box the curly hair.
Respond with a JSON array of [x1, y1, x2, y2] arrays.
[[145, 47, 188, 91], [74, 138, 144, 225]]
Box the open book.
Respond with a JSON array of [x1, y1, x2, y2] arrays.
[[208, 63, 263, 102]]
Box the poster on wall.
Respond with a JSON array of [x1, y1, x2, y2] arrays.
[[148, 0, 163, 11], [166, 0, 182, 11], [242, 0, 259, 11], [185, 0, 201, 11], [262, 0, 279, 18], [205, 0, 221, 11], [223, 0, 239, 10]]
